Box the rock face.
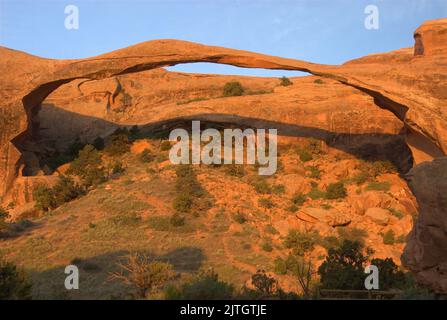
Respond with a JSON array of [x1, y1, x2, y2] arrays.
[[402, 158, 447, 293], [0, 19, 446, 292]]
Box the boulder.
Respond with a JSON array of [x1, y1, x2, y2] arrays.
[[365, 207, 390, 226]]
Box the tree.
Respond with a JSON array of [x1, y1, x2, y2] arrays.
[[33, 184, 56, 212], [109, 253, 175, 299], [279, 76, 293, 86], [370, 257, 406, 290], [67, 144, 105, 187], [291, 256, 315, 299], [251, 270, 278, 296], [0, 257, 32, 299], [318, 240, 369, 290], [223, 81, 244, 97], [104, 133, 130, 156]]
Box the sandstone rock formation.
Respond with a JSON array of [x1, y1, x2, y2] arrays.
[[0, 18, 446, 292]]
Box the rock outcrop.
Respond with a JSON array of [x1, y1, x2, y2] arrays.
[[0, 18, 446, 292]]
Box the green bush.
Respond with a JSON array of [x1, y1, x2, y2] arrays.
[[305, 166, 321, 179], [173, 193, 193, 213], [325, 182, 347, 199], [224, 165, 245, 177], [104, 133, 130, 156], [160, 140, 171, 151], [307, 187, 326, 200], [279, 76, 293, 86], [318, 240, 368, 290], [233, 213, 247, 224], [258, 198, 274, 209], [223, 81, 244, 97], [166, 270, 234, 300], [273, 257, 287, 275], [313, 79, 324, 84], [337, 227, 368, 246], [365, 181, 391, 192], [265, 224, 279, 235], [139, 149, 154, 163], [170, 213, 185, 227], [298, 149, 312, 162], [33, 176, 85, 212], [292, 193, 306, 207], [284, 229, 320, 256], [388, 208, 404, 219], [67, 144, 105, 187], [250, 178, 271, 194], [0, 257, 32, 299], [272, 184, 285, 195], [381, 230, 396, 245], [262, 241, 273, 252], [370, 258, 406, 290]]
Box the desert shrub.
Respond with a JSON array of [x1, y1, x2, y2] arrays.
[[274, 257, 287, 275], [170, 213, 185, 227], [66, 136, 86, 158], [265, 224, 279, 235], [33, 176, 85, 212], [104, 133, 131, 156], [361, 160, 397, 177], [0, 257, 33, 300], [366, 181, 391, 192], [388, 208, 404, 219], [109, 253, 175, 299], [223, 81, 244, 97], [305, 166, 321, 179], [381, 230, 396, 245], [139, 149, 154, 163], [314, 78, 324, 84], [272, 184, 285, 195], [258, 198, 274, 209], [325, 182, 347, 199], [93, 137, 105, 150], [286, 204, 299, 212], [307, 187, 326, 200], [318, 240, 369, 290], [320, 236, 340, 250], [160, 140, 171, 151], [67, 144, 106, 187], [224, 164, 245, 177], [261, 240, 273, 252], [284, 230, 320, 256], [251, 270, 278, 296], [109, 213, 141, 227], [173, 165, 211, 216], [233, 212, 247, 224], [350, 172, 369, 185], [337, 227, 368, 246], [370, 258, 406, 290], [297, 149, 312, 162], [108, 160, 125, 175], [250, 177, 271, 194], [173, 193, 193, 213], [166, 270, 234, 300], [45, 153, 73, 170], [0, 206, 10, 234], [291, 193, 306, 207], [279, 76, 293, 86]]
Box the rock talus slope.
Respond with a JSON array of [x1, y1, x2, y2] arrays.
[[0, 18, 446, 292]]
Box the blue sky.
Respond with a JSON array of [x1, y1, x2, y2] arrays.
[[1, 0, 446, 76]]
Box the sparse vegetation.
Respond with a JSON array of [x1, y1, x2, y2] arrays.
[[109, 253, 175, 299], [284, 230, 320, 256], [325, 182, 347, 200], [0, 256, 32, 299], [33, 176, 85, 212], [258, 198, 274, 209], [104, 130, 131, 156], [365, 181, 391, 192], [67, 144, 105, 188], [279, 76, 293, 86], [223, 81, 244, 97]]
